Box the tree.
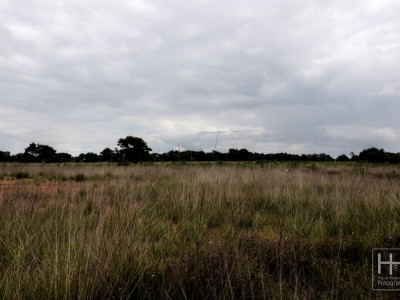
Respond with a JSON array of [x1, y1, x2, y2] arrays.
[[212, 150, 226, 161], [336, 154, 350, 162], [0, 151, 12, 162], [77, 152, 100, 163], [24, 143, 38, 162], [350, 152, 359, 161], [100, 148, 115, 162], [358, 147, 388, 163], [117, 136, 152, 163], [228, 148, 251, 161], [14, 153, 24, 162], [56, 152, 73, 163], [24, 143, 57, 163], [84, 152, 100, 162], [389, 154, 400, 164]]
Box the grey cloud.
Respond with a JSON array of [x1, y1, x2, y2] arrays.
[[1, 0, 400, 156]]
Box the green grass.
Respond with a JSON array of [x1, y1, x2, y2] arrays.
[[0, 162, 399, 298]]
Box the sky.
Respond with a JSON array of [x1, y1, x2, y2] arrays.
[[1, 0, 400, 156]]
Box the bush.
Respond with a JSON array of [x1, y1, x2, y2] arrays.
[[16, 172, 29, 179], [74, 174, 86, 182]]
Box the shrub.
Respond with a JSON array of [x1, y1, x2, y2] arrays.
[[74, 174, 86, 182], [16, 172, 29, 179]]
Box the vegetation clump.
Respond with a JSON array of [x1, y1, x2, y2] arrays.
[[15, 172, 29, 179], [74, 173, 86, 182]]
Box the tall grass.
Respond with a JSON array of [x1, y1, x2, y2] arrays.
[[0, 163, 399, 298]]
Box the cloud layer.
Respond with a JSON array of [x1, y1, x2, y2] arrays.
[[1, 0, 400, 156]]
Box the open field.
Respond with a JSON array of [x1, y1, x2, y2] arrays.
[[1, 162, 400, 299]]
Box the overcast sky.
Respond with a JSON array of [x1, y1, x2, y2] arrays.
[[1, 0, 400, 156]]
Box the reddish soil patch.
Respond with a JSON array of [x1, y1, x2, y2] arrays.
[[0, 179, 86, 197]]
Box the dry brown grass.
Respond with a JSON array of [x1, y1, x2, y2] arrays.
[[0, 162, 399, 298]]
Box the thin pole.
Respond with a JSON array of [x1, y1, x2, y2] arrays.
[[214, 130, 220, 151]]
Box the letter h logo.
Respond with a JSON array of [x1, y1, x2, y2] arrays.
[[373, 248, 400, 291], [378, 253, 400, 275]]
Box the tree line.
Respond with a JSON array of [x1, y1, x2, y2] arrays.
[[1, 136, 400, 164]]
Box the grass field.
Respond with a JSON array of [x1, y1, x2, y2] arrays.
[[0, 162, 400, 299]]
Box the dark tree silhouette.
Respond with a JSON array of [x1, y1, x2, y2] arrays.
[[100, 148, 115, 162], [77, 152, 99, 163], [228, 149, 251, 161], [358, 147, 388, 163], [24, 143, 57, 163], [56, 152, 73, 162], [117, 136, 152, 163], [0, 151, 12, 162], [389, 154, 400, 164], [336, 154, 350, 162]]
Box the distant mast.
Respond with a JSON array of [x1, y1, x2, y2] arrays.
[[214, 130, 220, 151]]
